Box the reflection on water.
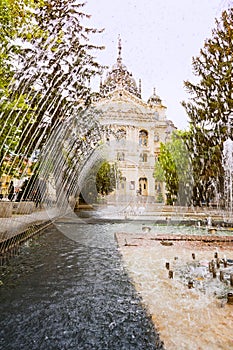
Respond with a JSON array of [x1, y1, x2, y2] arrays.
[[0, 222, 164, 350]]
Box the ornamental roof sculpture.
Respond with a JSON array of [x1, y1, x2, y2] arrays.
[[100, 36, 141, 99], [147, 88, 162, 106]]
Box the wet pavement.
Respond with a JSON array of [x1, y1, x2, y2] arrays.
[[0, 222, 164, 350]]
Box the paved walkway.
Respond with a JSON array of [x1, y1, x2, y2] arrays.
[[0, 207, 62, 242]]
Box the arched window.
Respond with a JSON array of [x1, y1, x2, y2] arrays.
[[139, 177, 148, 196], [117, 152, 125, 161], [115, 128, 126, 142], [140, 153, 147, 162], [120, 177, 126, 190], [139, 130, 148, 146]]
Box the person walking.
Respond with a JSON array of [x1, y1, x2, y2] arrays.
[[8, 181, 15, 201]]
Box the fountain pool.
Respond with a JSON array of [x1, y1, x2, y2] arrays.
[[1, 209, 233, 349], [116, 231, 233, 350], [0, 221, 165, 350]]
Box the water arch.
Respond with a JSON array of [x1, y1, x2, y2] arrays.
[[37, 108, 113, 215]]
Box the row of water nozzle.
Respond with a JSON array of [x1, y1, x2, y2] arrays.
[[165, 251, 233, 305]]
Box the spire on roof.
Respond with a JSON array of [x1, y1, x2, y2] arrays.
[[117, 34, 122, 65], [99, 76, 103, 89], [139, 79, 142, 97], [99, 36, 141, 99], [147, 87, 162, 106]]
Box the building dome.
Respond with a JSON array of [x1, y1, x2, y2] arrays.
[[100, 37, 141, 99], [147, 88, 162, 106]]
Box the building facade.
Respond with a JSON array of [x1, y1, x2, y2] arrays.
[[96, 38, 176, 202]]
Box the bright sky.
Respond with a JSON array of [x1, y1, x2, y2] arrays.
[[85, 1, 228, 129]]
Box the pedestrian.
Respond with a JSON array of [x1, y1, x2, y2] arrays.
[[8, 181, 14, 201]]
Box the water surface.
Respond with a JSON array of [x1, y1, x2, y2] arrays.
[[0, 220, 164, 350]]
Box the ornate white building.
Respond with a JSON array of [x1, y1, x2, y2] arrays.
[[96, 38, 176, 203]]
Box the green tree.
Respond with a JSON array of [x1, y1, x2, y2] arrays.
[[96, 161, 118, 196], [182, 8, 233, 206], [10, 0, 104, 156], [0, 0, 104, 177], [154, 131, 193, 205], [0, 0, 36, 176]]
